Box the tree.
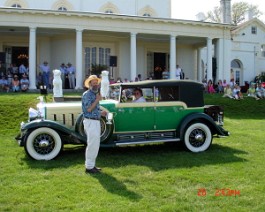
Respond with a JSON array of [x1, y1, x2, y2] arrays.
[[205, 2, 263, 25], [206, 6, 221, 23]]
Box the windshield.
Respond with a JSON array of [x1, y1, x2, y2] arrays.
[[109, 85, 121, 101], [109, 84, 154, 103]]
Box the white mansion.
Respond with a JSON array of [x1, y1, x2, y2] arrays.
[[0, 0, 264, 89]]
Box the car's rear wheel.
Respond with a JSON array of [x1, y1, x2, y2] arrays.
[[184, 123, 212, 152], [25, 127, 62, 160]]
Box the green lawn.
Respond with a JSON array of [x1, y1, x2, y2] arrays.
[[0, 92, 264, 211]]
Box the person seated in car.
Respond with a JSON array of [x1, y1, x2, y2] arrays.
[[132, 88, 146, 103]]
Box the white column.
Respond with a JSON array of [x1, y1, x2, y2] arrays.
[[170, 35, 176, 79], [216, 38, 224, 81], [223, 39, 231, 82], [207, 37, 213, 82], [29, 27, 37, 89], [75, 29, 83, 89], [130, 32, 137, 81], [197, 48, 202, 82]]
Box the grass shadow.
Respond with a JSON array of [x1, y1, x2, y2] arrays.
[[21, 142, 247, 172], [91, 173, 142, 201]]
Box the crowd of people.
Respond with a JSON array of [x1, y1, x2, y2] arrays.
[[0, 62, 30, 92], [38, 61, 76, 89], [1, 59, 265, 100], [203, 78, 265, 100], [0, 60, 78, 92]]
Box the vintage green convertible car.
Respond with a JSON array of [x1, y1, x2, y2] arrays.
[[16, 80, 229, 160]]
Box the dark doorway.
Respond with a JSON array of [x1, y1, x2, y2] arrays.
[[154, 53, 166, 79], [12, 47, 29, 67]]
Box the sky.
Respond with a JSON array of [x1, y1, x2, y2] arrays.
[[171, 0, 265, 22]]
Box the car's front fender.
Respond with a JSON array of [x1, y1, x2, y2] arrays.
[[178, 113, 229, 140], [20, 119, 86, 145]]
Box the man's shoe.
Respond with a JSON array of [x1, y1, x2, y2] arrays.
[[85, 167, 100, 174], [95, 167, 101, 171]]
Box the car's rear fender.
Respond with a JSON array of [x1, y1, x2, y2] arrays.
[[177, 113, 229, 140]]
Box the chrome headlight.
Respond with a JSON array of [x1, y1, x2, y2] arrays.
[[28, 107, 39, 121]]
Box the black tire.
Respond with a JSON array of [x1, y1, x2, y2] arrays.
[[184, 123, 212, 152], [76, 115, 113, 143], [24, 127, 62, 160]]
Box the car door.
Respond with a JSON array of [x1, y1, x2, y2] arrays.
[[114, 88, 155, 132], [154, 86, 186, 130]]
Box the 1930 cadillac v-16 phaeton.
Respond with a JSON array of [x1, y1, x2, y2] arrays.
[[16, 80, 229, 160]]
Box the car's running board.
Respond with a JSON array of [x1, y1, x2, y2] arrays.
[[115, 138, 180, 146]]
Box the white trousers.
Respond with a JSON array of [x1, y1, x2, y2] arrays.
[[83, 119, 101, 169]]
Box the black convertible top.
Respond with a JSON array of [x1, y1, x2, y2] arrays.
[[111, 79, 205, 107]]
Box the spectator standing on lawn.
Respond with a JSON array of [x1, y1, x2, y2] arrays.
[[175, 65, 181, 80], [59, 63, 67, 89], [19, 63, 27, 79], [66, 62, 75, 89], [82, 75, 107, 174], [39, 61, 50, 89]]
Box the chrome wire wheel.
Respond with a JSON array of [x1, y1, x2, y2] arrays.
[[184, 123, 212, 152], [25, 127, 62, 160]]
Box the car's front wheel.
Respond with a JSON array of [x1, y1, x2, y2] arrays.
[[184, 123, 212, 152], [24, 127, 62, 160]]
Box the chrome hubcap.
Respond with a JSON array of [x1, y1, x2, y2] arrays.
[[39, 140, 49, 147], [195, 134, 204, 142]]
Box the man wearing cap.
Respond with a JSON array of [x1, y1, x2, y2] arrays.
[[82, 75, 107, 174]]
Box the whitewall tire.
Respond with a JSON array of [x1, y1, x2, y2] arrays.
[[25, 127, 62, 160], [184, 123, 212, 152]]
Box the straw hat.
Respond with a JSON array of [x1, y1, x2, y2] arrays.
[[84, 75, 101, 88]]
